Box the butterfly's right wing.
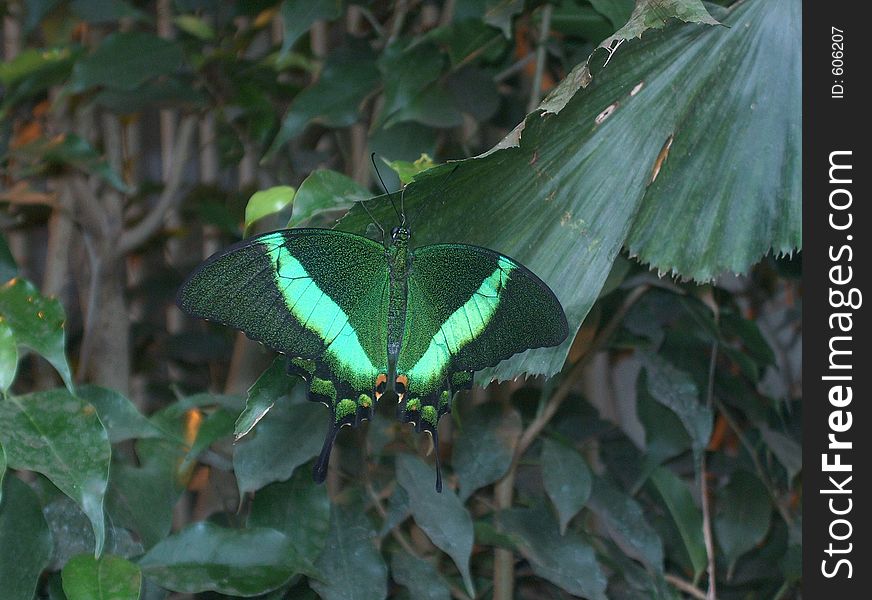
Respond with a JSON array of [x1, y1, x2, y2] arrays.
[[177, 228, 391, 481], [398, 243, 567, 426]]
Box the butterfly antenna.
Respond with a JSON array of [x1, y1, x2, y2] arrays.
[[371, 153, 404, 225], [359, 198, 386, 242]]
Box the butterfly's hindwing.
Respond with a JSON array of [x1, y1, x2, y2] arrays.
[[177, 229, 392, 481]]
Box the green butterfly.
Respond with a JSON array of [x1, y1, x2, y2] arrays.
[[177, 223, 567, 491]]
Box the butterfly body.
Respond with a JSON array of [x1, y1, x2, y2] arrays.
[[178, 226, 568, 491]]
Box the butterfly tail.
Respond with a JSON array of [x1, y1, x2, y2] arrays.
[[313, 422, 340, 484], [433, 427, 443, 493]]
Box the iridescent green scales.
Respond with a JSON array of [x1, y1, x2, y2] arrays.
[[177, 227, 568, 491]]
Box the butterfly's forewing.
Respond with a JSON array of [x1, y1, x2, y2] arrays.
[[398, 243, 568, 431], [177, 228, 391, 481]]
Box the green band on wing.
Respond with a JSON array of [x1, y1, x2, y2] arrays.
[[406, 258, 514, 388], [262, 234, 377, 388]]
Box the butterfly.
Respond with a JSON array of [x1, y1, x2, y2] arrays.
[[177, 220, 568, 491]]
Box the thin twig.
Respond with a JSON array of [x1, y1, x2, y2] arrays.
[[665, 574, 708, 600], [115, 115, 198, 258], [527, 4, 553, 113], [701, 340, 719, 600]]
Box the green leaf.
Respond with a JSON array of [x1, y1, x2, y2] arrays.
[[138, 523, 295, 596], [0, 46, 74, 86], [497, 507, 607, 599], [714, 470, 772, 568], [0, 389, 111, 555], [396, 455, 475, 597], [0, 278, 73, 391], [541, 438, 593, 534], [279, 0, 343, 58], [588, 477, 663, 571], [597, 0, 719, 55], [43, 495, 143, 570], [244, 186, 297, 234], [390, 551, 451, 600], [648, 467, 706, 581], [235, 358, 293, 438], [107, 438, 185, 548], [589, 0, 635, 29], [0, 321, 17, 392], [637, 383, 692, 465], [267, 43, 379, 157], [174, 14, 215, 40], [552, 1, 616, 44], [385, 154, 437, 185], [70, 31, 185, 91], [310, 506, 388, 600], [0, 476, 53, 599], [248, 466, 330, 577], [379, 484, 410, 536], [639, 352, 712, 467], [338, 0, 799, 381], [483, 0, 524, 37], [233, 387, 327, 495], [598, 538, 679, 600], [62, 553, 142, 600], [287, 169, 371, 229], [376, 42, 445, 129], [76, 385, 165, 443], [759, 426, 802, 483], [451, 403, 521, 501], [387, 82, 463, 129]]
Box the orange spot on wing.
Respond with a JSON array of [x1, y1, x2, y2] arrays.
[[375, 373, 387, 400]]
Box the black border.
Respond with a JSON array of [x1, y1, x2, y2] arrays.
[[803, 1, 868, 594]]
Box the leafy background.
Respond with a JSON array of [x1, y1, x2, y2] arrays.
[[0, 1, 801, 599]]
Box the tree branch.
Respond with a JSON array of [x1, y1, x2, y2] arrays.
[[115, 114, 198, 258]]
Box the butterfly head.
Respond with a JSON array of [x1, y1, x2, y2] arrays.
[[391, 226, 411, 243]]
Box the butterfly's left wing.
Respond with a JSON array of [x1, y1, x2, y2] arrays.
[[398, 243, 568, 435], [177, 228, 391, 482]]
